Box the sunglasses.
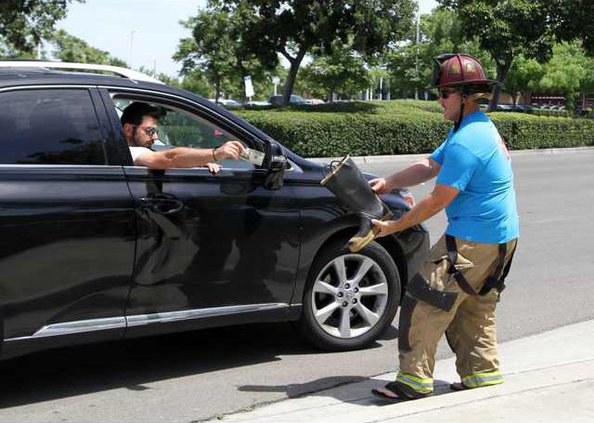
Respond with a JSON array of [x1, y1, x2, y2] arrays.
[[133, 125, 159, 137], [439, 90, 458, 100]]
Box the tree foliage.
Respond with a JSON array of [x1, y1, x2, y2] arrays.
[[504, 55, 544, 105], [0, 0, 81, 54], [547, 0, 594, 56], [51, 29, 126, 66], [206, 0, 416, 105], [175, 8, 276, 101], [539, 41, 594, 111], [438, 0, 557, 109], [300, 42, 369, 101]]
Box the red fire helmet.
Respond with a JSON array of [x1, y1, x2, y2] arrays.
[[430, 53, 503, 92]]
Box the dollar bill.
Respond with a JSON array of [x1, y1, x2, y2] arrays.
[[239, 147, 265, 166]]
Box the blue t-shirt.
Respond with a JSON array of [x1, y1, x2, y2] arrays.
[[430, 110, 519, 244]]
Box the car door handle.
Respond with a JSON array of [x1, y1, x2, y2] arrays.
[[138, 197, 184, 215]]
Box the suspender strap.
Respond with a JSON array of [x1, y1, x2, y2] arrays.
[[478, 242, 507, 295], [479, 242, 517, 295], [445, 235, 515, 296], [445, 235, 478, 296]]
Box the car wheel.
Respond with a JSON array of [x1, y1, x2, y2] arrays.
[[299, 239, 401, 351]]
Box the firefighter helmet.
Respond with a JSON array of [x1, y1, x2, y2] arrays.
[[430, 53, 502, 92]]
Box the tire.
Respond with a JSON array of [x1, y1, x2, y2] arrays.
[[299, 239, 401, 351]]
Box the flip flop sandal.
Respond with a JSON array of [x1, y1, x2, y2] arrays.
[[371, 381, 432, 402]]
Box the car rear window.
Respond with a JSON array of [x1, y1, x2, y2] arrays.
[[0, 89, 106, 165]]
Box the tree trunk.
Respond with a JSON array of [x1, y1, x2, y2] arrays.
[[282, 49, 307, 106], [489, 58, 513, 111], [215, 80, 221, 103]]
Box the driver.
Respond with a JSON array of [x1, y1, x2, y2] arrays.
[[121, 102, 244, 173]]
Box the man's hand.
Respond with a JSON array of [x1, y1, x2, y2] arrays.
[[205, 162, 221, 175], [369, 177, 391, 195], [214, 141, 245, 160]]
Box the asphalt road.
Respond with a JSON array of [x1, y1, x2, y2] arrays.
[[1, 148, 593, 423]]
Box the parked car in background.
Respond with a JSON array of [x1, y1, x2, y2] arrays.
[[208, 98, 242, 108], [495, 104, 514, 112], [305, 98, 325, 105], [268, 94, 308, 106], [0, 61, 429, 360], [245, 100, 272, 107], [513, 104, 533, 112]]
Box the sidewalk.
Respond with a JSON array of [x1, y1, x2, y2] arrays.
[[207, 320, 594, 422], [311, 145, 594, 165]]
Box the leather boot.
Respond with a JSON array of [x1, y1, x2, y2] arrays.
[[321, 156, 392, 252]]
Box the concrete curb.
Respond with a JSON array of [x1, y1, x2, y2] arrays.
[[309, 146, 594, 165]]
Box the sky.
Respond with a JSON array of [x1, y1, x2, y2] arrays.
[[57, 0, 438, 77]]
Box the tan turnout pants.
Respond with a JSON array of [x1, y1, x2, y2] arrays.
[[395, 234, 517, 394]]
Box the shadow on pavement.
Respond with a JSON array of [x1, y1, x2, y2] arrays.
[[0, 322, 398, 408], [0, 322, 312, 408], [239, 376, 454, 405]]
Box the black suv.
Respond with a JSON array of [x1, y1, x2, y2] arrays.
[[0, 62, 428, 360]]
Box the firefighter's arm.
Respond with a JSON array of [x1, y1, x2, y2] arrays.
[[370, 157, 441, 194], [372, 183, 458, 236]]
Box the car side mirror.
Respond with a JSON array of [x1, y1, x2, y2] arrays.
[[263, 141, 287, 190]]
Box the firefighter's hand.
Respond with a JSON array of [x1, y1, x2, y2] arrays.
[[371, 219, 397, 237], [369, 177, 390, 195]]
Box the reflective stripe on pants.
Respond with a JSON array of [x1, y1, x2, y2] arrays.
[[462, 370, 504, 388], [395, 372, 433, 394]]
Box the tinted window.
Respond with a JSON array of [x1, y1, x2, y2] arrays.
[[0, 89, 105, 165]]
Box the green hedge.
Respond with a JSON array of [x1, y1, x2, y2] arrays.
[[234, 100, 594, 157]]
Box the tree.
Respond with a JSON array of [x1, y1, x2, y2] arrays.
[[0, 0, 82, 54], [209, 0, 416, 105], [175, 9, 274, 102], [175, 12, 238, 102], [300, 43, 369, 101], [548, 0, 594, 56], [504, 55, 544, 106], [540, 41, 593, 112], [438, 0, 556, 109], [51, 29, 126, 66], [179, 70, 211, 97]]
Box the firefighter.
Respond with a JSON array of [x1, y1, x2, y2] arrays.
[[370, 53, 519, 400]]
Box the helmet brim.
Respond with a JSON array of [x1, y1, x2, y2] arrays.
[[430, 79, 504, 90]]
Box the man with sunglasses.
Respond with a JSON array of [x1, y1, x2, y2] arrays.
[[121, 102, 244, 172], [369, 54, 519, 401]]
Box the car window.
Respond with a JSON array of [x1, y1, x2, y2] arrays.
[[113, 98, 254, 170], [0, 89, 106, 165]]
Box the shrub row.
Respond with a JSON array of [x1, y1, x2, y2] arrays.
[[234, 100, 594, 157]]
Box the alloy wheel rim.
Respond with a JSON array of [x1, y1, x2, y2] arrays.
[[311, 253, 389, 339]]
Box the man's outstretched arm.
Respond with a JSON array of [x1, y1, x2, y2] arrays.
[[134, 141, 244, 169]]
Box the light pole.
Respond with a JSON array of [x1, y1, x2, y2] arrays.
[[129, 30, 136, 68]]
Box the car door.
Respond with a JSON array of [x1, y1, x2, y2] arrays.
[[0, 87, 136, 358], [99, 90, 301, 336]]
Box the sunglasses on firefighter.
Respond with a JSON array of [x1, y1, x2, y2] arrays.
[[133, 125, 159, 137]]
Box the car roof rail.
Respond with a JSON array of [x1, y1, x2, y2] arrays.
[[0, 60, 165, 84]]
